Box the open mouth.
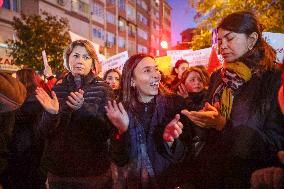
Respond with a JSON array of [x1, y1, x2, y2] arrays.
[[150, 81, 159, 88]]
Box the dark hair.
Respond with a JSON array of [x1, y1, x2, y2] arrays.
[[16, 68, 40, 95], [63, 40, 99, 73], [121, 54, 154, 110], [217, 11, 277, 72], [180, 66, 209, 87], [103, 68, 121, 81], [171, 59, 189, 75]]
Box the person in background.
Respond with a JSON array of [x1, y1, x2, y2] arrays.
[[170, 59, 189, 92], [181, 11, 284, 188], [8, 68, 48, 189], [35, 40, 114, 189], [103, 68, 121, 99], [0, 72, 26, 189], [106, 54, 190, 189]]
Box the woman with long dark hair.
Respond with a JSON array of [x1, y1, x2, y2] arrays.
[[181, 12, 284, 188], [106, 54, 190, 188]]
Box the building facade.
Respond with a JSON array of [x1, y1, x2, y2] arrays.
[[0, 0, 172, 64]]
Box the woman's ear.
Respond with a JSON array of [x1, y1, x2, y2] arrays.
[[247, 32, 258, 50]]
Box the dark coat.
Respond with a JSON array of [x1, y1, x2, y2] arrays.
[[39, 72, 114, 177], [110, 94, 191, 189], [192, 68, 284, 189], [9, 94, 46, 189]]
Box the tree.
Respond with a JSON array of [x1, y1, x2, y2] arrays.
[[7, 11, 71, 71], [191, 0, 284, 50]]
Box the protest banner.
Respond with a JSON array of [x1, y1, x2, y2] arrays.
[[167, 49, 193, 67], [102, 51, 128, 75], [263, 32, 284, 63]]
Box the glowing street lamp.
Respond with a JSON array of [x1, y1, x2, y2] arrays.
[[160, 40, 168, 49]]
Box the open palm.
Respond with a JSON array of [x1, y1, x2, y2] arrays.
[[35, 87, 59, 114]]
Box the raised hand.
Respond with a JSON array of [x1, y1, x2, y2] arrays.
[[177, 83, 189, 98], [251, 167, 284, 189], [163, 114, 183, 142], [66, 89, 84, 110], [35, 87, 59, 114], [105, 100, 129, 134], [181, 102, 226, 131]]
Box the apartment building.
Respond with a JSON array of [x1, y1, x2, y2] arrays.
[[0, 0, 171, 63]]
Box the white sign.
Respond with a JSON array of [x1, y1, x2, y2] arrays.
[[167, 49, 193, 67], [102, 51, 128, 75], [41, 50, 49, 67], [167, 48, 211, 67], [263, 32, 284, 63]]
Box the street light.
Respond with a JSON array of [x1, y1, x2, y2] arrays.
[[160, 40, 168, 49]]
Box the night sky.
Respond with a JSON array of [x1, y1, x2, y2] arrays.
[[167, 0, 197, 46]]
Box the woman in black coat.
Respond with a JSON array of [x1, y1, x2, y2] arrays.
[[182, 12, 284, 189], [106, 54, 191, 189], [35, 40, 115, 189]]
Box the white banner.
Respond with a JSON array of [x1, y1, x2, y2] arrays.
[[167, 49, 193, 67], [102, 51, 128, 75], [263, 32, 284, 63], [167, 48, 211, 67]]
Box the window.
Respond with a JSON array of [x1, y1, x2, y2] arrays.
[[153, 22, 160, 32], [106, 0, 115, 5], [118, 18, 126, 31], [137, 0, 147, 11], [128, 40, 136, 53], [128, 23, 136, 37], [107, 11, 116, 25], [93, 26, 105, 40], [137, 12, 148, 26], [92, 2, 104, 19], [71, 0, 89, 17], [138, 44, 148, 53], [3, 0, 20, 12], [118, 0, 125, 11], [118, 37, 126, 48], [137, 28, 148, 40], [106, 32, 115, 46], [126, 4, 136, 21]]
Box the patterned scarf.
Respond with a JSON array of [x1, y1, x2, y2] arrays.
[[213, 62, 252, 119]]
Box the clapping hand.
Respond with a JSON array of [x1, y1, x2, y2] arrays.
[[35, 87, 59, 114], [181, 102, 226, 131], [251, 167, 284, 189], [163, 114, 183, 142], [177, 83, 189, 98], [66, 89, 84, 110], [105, 100, 129, 134]]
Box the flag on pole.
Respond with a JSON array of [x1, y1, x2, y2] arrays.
[[207, 47, 221, 75]]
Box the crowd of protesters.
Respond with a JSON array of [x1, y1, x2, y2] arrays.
[[0, 11, 284, 189]]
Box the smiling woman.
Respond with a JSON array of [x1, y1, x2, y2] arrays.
[[106, 54, 191, 188]]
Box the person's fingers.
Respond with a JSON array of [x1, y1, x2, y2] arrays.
[[273, 167, 283, 189], [66, 101, 77, 109], [213, 102, 221, 110], [250, 171, 260, 189], [107, 101, 114, 112], [78, 89, 85, 95], [69, 92, 81, 103], [74, 91, 84, 101], [263, 169, 273, 188], [67, 95, 77, 105], [181, 109, 191, 118], [112, 100, 119, 112], [177, 121, 183, 129], [118, 102, 127, 115]]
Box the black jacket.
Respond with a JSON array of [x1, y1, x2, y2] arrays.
[[39, 72, 114, 177], [9, 94, 46, 189], [192, 68, 284, 189], [110, 94, 192, 188]]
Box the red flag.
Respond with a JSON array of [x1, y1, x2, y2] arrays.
[[207, 47, 221, 75], [0, 0, 3, 8]]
